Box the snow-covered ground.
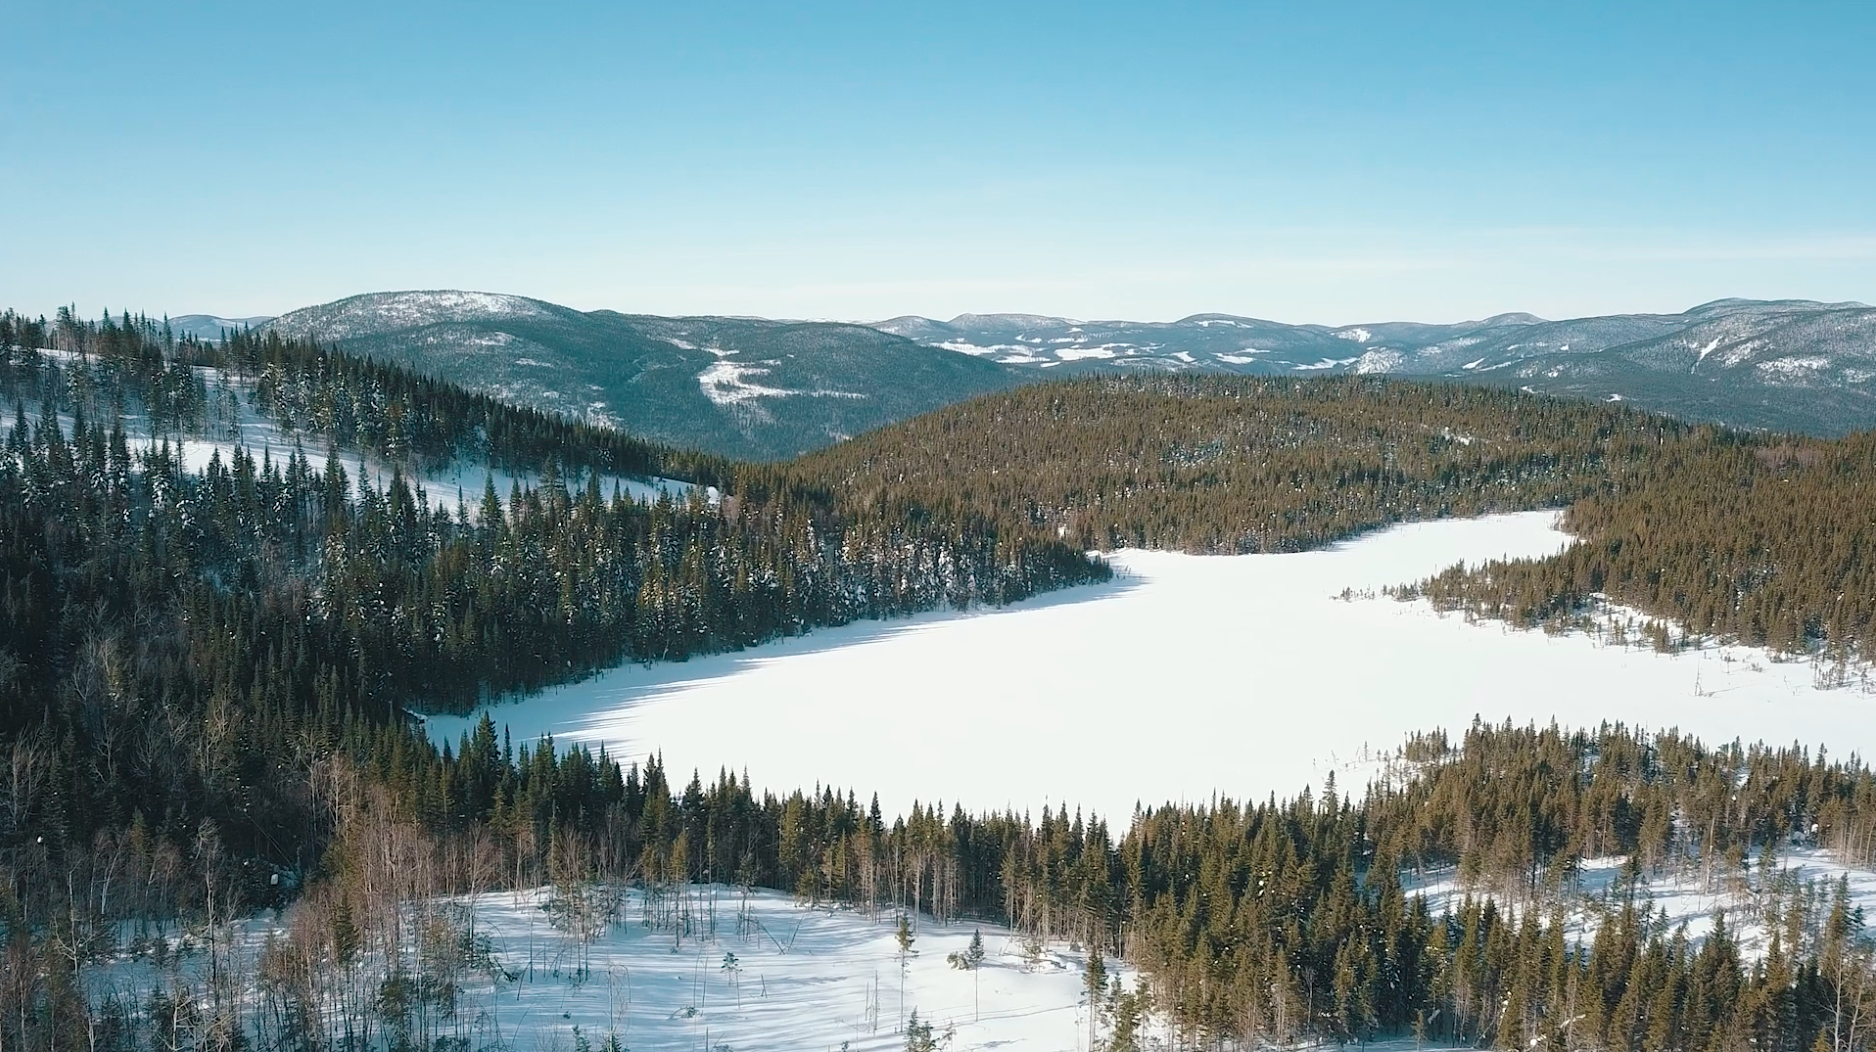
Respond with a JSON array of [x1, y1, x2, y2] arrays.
[[427, 512, 1876, 821], [88, 886, 1141, 1052], [1407, 848, 1876, 960]]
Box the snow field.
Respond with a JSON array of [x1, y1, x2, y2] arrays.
[[446, 886, 1136, 1051], [427, 512, 1876, 823], [87, 887, 1140, 1052]]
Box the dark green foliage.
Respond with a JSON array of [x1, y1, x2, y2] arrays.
[[1404, 430, 1876, 664], [787, 375, 1688, 554]]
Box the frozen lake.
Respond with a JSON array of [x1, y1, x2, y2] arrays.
[[427, 512, 1876, 820]]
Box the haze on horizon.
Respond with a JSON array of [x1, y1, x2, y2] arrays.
[[5, 1, 1874, 325]]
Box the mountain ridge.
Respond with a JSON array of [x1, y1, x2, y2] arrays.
[[254, 291, 1876, 452], [868, 297, 1876, 435], [268, 290, 1021, 460]]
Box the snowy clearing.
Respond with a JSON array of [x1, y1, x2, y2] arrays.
[[89, 886, 1141, 1052], [429, 512, 1876, 821]]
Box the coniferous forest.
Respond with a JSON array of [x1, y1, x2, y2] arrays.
[[3, 309, 1876, 1050]]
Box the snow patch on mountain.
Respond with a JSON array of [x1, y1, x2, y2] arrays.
[[1054, 344, 1122, 362], [1355, 349, 1403, 374], [936, 341, 1020, 357], [1757, 356, 1832, 378], [697, 361, 866, 406]]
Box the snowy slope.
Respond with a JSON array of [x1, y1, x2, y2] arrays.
[[1, 355, 694, 510], [427, 513, 1876, 822]]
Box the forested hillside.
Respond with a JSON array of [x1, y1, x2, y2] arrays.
[[786, 375, 1691, 553], [1402, 429, 1876, 664]]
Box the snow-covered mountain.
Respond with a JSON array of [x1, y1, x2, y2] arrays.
[[877, 300, 1876, 434], [268, 291, 1019, 460]]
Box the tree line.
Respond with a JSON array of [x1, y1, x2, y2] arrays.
[[782, 374, 1694, 554], [39, 717, 1876, 1052]]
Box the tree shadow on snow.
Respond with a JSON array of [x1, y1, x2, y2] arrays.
[[423, 571, 1146, 754]]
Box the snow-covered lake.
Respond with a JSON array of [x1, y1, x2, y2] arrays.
[[428, 512, 1876, 820]]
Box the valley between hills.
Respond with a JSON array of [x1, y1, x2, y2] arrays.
[[3, 305, 1876, 1050]]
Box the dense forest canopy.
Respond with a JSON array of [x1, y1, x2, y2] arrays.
[[1402, 430, 1876, 663], [782, 375, 1693, 554], [3, 309, 1876, 1050]]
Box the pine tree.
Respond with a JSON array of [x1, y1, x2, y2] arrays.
[[1085, 946, 1108, 1049], [896, 911, 918, 1032]]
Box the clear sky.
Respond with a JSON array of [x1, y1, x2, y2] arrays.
[[5, 1, 1873, 324]]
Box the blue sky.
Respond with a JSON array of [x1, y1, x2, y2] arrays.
[[5, 1, 1873, 323]]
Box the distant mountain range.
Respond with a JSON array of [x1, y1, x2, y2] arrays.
[[167, 314, 275, 342], [878, 299, 1876, 436], [266, 291, 1013, 460], [250, 291, 1876, 457]]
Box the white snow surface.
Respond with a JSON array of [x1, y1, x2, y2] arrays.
[[1052, 344, 1123, 362], [1354, 349, 1404, 374], [88, 886, 1144, 1052], [428, 512, 1876, 821], [696, 360, 865, 406], [1757, 355, 1833, 377], [1407, 848, 1876, 961]]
